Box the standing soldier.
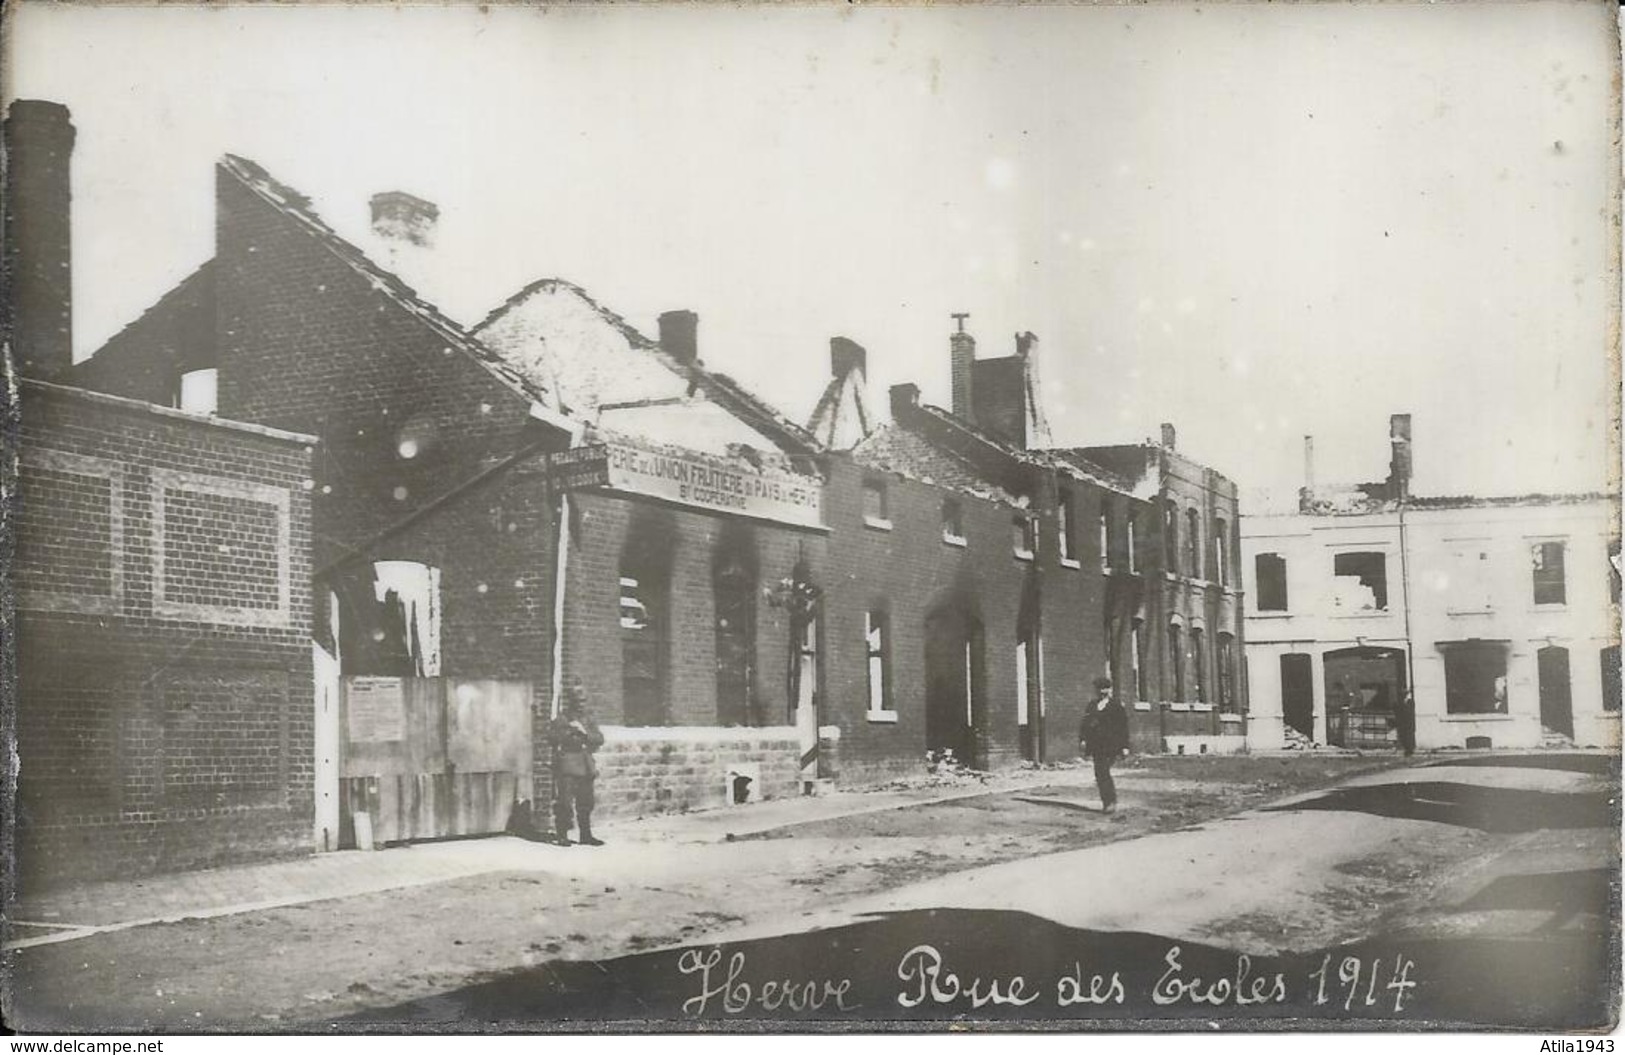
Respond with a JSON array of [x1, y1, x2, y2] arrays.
[[549, 680, 606, 846], [1078, 675, 1130, 813]]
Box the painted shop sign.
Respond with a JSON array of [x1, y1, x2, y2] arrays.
[[546, 446, 611, 491], [552, 443, 823, 529]]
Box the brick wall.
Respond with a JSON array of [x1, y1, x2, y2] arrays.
[[212, 168, 547, 566], [13, 382, 315, 883], [591, 728, 801, 818], [822, 458, 1025, 782], [76, 264, 216, 407]]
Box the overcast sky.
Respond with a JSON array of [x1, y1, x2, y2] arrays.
[[7, 2, 1618, 506]]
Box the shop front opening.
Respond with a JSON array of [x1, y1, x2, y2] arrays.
[[621, 512, 675, 726], [713, 526, 759, 726]]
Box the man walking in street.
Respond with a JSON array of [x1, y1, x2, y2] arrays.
[[1079, 675, 1129, 814], [550, 679, 606, 846]]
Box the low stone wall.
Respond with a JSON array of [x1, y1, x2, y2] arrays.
[[592, 726, 802, 819]]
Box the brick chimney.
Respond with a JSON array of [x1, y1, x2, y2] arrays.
[[369, 191, 438, 248], [889, 382, 920, 419], [1160, 422, 1177, 450], [4, 100, 76, 383], [1388, 413, 1412, 500], [949, 313, 975, 422], [658, 310, 699, 364], [830, 336, 866, 379]]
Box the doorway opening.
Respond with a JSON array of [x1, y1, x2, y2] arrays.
[[925, 600, 986, 769], [1538, 645, 1574, 739]]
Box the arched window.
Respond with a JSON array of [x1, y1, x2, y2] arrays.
[[1186, 508, 1201, 579], [1167, 622, 1185, 701]]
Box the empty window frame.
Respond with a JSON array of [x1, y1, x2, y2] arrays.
[[1013, 512, 1036, 559], [1217, 632, 1236, 710], [178, 368, 219, 415], [1332, 551, 1388, 611], [862, 480, 889, 524], [1255, 553, 1288, 611], [1097, 497, 1111, 571], [1213, 517, 1229, 587], [1532, 541, 1567, 605], [865, 609, 893, 718], [1130, 619, 1148, 702], [941, 497, 965, 544], [1442, 641, 1509, 715], [1057, 487, 1076, 563], [1127, 513, 1140, 574], [1191, 627, 1207, 703], [1168, 623, 1185, 701], [1015, 634, 1037, 728]]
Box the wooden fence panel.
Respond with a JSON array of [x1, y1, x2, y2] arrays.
[[339, 677, 531, 847]]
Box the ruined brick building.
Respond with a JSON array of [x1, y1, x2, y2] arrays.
[[32, 99, 1248, 861]]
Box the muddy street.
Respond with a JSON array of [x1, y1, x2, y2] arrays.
[[4, 752, 1615, 1032]]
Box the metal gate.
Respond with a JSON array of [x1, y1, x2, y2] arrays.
[[1326, 707, 1397, 750], [339, 676, 533, 847]]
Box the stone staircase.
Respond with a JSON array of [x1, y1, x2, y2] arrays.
[[1540, 725, 1576, 749]]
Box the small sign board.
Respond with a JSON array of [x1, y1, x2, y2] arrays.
[[547, 445, 611, 490], [346, 676, 406, 742]]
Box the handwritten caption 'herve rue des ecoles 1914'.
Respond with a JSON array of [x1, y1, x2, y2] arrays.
[[676, 944, 1419, 1018]]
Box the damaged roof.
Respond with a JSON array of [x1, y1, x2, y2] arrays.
[[807, 366, 873, 451], [473, 277, 823, 461], [910, 402, 1139, 497], [852, 424, 1022, 507], [216, 155, 569, 429], [1301, 487, 1617, 516]]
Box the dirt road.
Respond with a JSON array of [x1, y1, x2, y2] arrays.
[[6, 752, 1611, 1031]]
